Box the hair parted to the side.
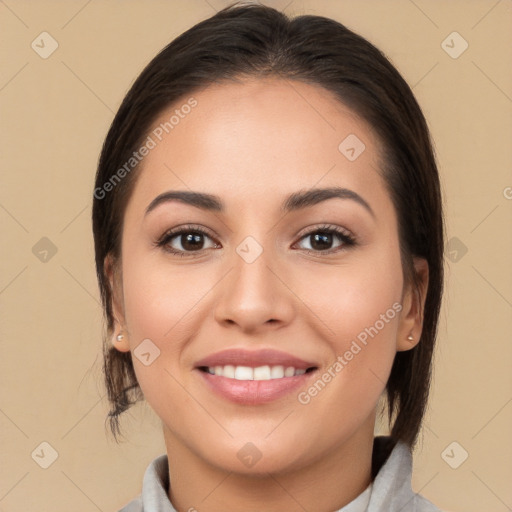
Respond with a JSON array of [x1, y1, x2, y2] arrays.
[[92, 1, 444, 448]]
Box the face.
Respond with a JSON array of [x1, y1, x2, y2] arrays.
[[108, 77, 426, 475]]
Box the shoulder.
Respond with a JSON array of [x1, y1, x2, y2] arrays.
[[368, 437, 443, 512], [117, 453, 171, 511]]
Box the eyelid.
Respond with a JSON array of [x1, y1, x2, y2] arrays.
[[296, 223, 354, 241], [155, 224, 218, 245]]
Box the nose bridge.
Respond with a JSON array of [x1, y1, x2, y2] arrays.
[[214, 231, 294, 331], [234, 234, 274, 296]]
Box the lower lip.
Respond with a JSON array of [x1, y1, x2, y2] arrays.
[[196, 369, 317, 405]]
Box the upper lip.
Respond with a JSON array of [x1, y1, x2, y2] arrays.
[[194, 348, 317, 370]]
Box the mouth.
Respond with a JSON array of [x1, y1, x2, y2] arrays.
[[194, 348, 319, 404]]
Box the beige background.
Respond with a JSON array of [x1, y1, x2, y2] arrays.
[[1, 0, 511, 511]]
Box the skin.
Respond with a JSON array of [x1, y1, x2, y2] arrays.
[[107, 77, 428, 512]]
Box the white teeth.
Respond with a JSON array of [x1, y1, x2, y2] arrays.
[[270, 366, 284, 378], [205, 364, 312, 380], [234, 366, 253, 380], [284, 366, 295, 377], [253, 365, 271, 380], [223, 365, 235, 378]]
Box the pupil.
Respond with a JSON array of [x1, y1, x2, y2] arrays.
[[311, 233, 332, 250], [182, 233, 203, 250]]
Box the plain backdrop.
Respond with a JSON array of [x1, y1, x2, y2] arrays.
[[0, 1, 511, 511]]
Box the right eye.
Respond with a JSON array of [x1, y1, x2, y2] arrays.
[[155, 225, 220, 257]]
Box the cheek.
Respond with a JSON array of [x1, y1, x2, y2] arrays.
[[121, 255, 216, 344], [330, 271, 401, 357], [296, 248, 403, 395], [296, 244, 403, 342], [292, 267, 401, 446], [119, 255, 216, 415], [119, 249, 227, 410]]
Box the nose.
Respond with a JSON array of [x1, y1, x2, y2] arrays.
[[213, 241, 295, 334]]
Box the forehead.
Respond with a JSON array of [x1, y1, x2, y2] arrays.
[[127, 77, 390, 217]]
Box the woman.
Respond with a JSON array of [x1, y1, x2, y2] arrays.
[[92, 2, 445, 510]]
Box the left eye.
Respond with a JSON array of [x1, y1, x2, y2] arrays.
[[295, 229, 349, 252]]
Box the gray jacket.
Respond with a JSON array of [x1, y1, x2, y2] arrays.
[[119, 436, 442, 511]]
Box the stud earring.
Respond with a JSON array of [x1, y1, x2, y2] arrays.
[[407, 334, 414, 341], [116, 333, 124, 342]]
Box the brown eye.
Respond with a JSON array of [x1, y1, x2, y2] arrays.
[[174, 232, 208, 251], [156, 226, 219, 256], [295, 225, 356, 255]]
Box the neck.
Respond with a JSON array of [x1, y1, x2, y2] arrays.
[[163, 421, 375, 512]]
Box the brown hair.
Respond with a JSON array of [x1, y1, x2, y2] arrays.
[[92, 1, 444, 448]]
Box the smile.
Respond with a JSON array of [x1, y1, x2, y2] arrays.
[[194, 348, 319, 404]]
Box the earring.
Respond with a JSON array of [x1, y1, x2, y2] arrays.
[[116, 333, 124, 342], [407, 334, 414, 341]]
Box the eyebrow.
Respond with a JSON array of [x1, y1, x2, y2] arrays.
[[144, 186, 375, 219]]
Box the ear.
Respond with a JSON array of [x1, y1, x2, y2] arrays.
[[104, 254, 130, 353], [396, 257, 429, 352]]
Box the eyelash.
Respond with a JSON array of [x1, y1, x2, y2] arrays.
[[154, 223, 357, 258]]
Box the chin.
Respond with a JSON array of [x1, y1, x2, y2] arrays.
[[195, 435, 310, 476]]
